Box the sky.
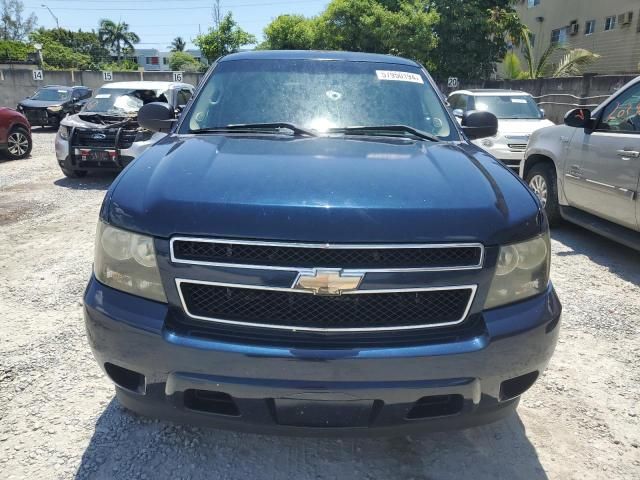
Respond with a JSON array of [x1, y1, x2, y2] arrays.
[[22, 0, 328, 51]]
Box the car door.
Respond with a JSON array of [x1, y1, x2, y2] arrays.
[[563, 82, 640, 230]]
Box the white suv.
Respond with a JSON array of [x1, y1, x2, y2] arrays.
[[448, 89, 553, 170]]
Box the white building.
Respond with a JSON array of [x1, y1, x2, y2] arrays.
[[129, 49, 207, 71]]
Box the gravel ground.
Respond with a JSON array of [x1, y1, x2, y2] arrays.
[[1, 131, 639, 480]]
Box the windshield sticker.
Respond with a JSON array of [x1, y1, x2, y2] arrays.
[[376, 70, 424, 84], [95, 94, 111, 99], [511, 98, 527, 103]]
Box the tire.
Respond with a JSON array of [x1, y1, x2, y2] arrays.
[[525, 163, 562, 226], [5, 127, 32, 160], [61, 168, 88, 178]]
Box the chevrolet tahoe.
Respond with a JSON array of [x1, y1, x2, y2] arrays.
[[84, 51, 562, 435]]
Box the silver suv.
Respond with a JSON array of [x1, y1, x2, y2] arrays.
[[522, 76, 640, 250]]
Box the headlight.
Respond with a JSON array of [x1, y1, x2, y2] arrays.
[[47, 105, 63, 112], [134, 129, 154, 142], [58, 125, 70, 140], [94, 222, 167, 303], [484, 234, 550, 310]]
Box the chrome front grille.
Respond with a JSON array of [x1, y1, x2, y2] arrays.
[[169, 238, 483, 334], [177, 280, 477, 332], [170, 238, 484, 271]]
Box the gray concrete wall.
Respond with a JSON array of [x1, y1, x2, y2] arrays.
[[0, 68, 203, 108], [441, 74, 639, 124]]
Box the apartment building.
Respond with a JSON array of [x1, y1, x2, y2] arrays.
[[128, 49, 207, 71], [514, 0, 640, 74]]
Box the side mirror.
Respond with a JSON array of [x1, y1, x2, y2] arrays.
[[452, 108, 464, 117], [138, 102, 176, 133], [461, 110, 498, 140], [564, 108, 591, 129], [539, 108, 545, 118]]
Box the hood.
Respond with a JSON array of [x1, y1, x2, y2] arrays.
[[61, 113, 136, 129], [18, 99, 65, 109], [497, 118, 554, 136], [105, 135, 542, 245]]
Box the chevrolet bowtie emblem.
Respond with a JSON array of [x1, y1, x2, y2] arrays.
[[293, 269, 364, 295]]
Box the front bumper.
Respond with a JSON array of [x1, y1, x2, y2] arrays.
[[84, 278, 561, 436], [22, 109, 61, 127], [55, 133, 162, 172]]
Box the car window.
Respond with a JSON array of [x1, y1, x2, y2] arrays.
[[474, 95, 541, 119], [183, 59, 457, 140], [177, 89, 193, 107], [31, 88, 71, 102], [83, 88, 170, 115], [598, 82, 640, 133]]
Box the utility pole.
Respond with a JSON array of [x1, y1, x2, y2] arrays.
[[41, 4, 60, 29], [213, 0, 222, 28]]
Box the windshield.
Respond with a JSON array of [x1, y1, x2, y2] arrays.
[[474, 95, 541, 119], [82, 88, 170, 116], [31, 88, 71, 102], [182, 59, 455, 139]]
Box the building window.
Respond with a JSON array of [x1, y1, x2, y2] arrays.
[[527, 0, 540, 8], [162, 57, 168, 65], [551, 27, 568, 45], [604, 15, 617, 31], [585, 20, 596, 35]]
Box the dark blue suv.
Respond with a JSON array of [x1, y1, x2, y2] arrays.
[[84, 51, 561, 435]]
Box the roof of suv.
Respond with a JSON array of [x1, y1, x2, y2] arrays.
[[220, 50, 421, 67], [449, 89, 532, 97]]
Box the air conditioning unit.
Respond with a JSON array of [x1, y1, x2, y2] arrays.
[[620, 11, 633, 26], [569, 21, 579, 35]]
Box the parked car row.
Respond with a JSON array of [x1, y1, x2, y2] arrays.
[[2, 73, 638, 252]]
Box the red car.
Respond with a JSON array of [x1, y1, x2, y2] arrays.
[[0, 107, 32, 160]]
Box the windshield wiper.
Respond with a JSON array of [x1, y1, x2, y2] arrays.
[[329, 125, 440, 142], [190, 122, 316, 137]]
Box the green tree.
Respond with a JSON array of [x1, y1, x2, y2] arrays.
[[261, 0, 439, 67], [261, 14, 314, 50], [426, 0, 524, 80], [98, 19, 140, 62], [171, 36, 186, 52], [40, 41, 92, 70], [0, 38, 30, 60], [168, 51, 200, 72], [1, 0, 37, 41], [503, 27, 600, 79], [30, 27, 110, 67], [503, 51, 525, 80], [195, 12, 256, 62]]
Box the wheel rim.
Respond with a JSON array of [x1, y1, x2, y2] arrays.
[[529, 174, 548, 207], [7, 132, 29, 156]]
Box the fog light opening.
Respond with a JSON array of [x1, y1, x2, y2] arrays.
[[406, 394, 464, 419], [184, 390, 240, 417], [104, 362, 146, 394], [499, 371, 539, 401]]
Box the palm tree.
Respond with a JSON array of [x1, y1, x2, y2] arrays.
[[509, 27, 600, 79], [171, 36, 186, 52], [98, 19, 140, 62]]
